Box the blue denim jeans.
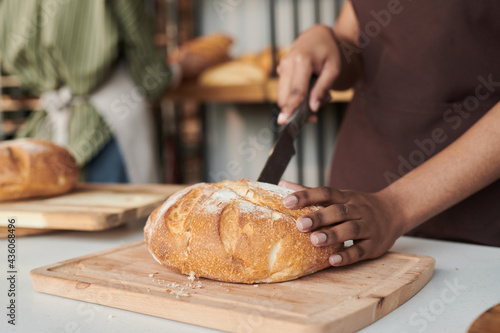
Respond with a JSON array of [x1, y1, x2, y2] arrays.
[[85, 137, 129, 183]]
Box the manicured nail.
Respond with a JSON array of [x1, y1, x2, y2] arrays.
[[297, 217, 312, 231], [311, 233, 327, 245], [330, 254, 342, 265], [311, 99, 320, 111], [277, 113, 287, 124], [283, 195, 298, 208]]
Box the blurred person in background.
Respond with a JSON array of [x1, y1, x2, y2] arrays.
[[0, 0, 205, 183]]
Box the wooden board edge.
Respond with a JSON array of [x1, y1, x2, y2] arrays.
[[309, 254, 435, 332], [0, 227, 60, 238], [75, 183, 187, 194], [467, 303, 500, 333], [0, 211, 118, 231]]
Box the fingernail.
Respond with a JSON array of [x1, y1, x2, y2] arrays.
[[330, 254, 342, 265], [277, 113, 286, 124], [297, 217, 312, 231], [283, 195, 298, 208], [311, 233, 327, 245], [311, 99, 320, 111]]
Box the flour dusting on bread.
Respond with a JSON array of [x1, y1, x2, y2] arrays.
[[144, 178, 342, 283]]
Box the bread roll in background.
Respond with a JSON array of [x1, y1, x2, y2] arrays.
[[0, 139, 79, 201], [145, 179, 343, 283], [198, 61, 267, 86], [198, 46, 290, 86], [169, 33, 233, 69]]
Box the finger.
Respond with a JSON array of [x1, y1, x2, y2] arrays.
[[278, 56, 314, 124], [329, 240, 371, 266], [296, 204, 361, 232], [277, 58, 294, 120], [309, 64, 338, 112], [278, 180, 309, 192], [309, 220, 366, 246], [283, 186, 349, 209]]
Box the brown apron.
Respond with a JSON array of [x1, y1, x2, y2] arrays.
[[329, 0, 500, 246]]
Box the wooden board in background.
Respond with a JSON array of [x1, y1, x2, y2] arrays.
[[31, 241, 435, 333], [163, 78, 353, 103], [468, 303, 500, 333], [0, 183, 186, 231], [0, 227, 58, 239]]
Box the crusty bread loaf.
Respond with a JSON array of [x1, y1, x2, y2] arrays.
[[169, 33, 233, 68], [144, 179, 342, 283], [198, 61, 267, 86], [0, 139, 79, 201]]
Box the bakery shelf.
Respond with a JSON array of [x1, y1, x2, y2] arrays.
[[163, 78, 353, 103]]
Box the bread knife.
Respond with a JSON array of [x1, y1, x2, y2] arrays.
[[257, 76, 317, 184]]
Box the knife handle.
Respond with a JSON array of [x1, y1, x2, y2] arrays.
[[287, 75, 319, 135]]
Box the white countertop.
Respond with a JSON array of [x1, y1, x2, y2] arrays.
[[1, 218, 499, 333]]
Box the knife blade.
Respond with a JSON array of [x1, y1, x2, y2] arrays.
[[257, 76, 317, 184]]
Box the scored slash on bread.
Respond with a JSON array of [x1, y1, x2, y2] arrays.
[[144, 179, 343, 284]]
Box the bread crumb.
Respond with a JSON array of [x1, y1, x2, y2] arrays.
[[188, 271, 196, 282], [172, 283, 179, 288], [108, 315, 115, 319], [254, 285, 259, 287], [455, 268, 459, 271], [148, 273, 155, 277], [175, 291, 190, 298], [147, 288, 151, 292]]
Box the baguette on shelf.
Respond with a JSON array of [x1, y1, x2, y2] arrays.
[[198, 46, 289, 86], [169, 33, 234, 70]]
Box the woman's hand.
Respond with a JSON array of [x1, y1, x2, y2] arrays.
[[279, 180, 407, 267], [277, 25, 342, 124]]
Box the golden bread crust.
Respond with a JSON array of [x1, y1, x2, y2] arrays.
[[0, 139, 79, 201], [144, 179, 342, 283]]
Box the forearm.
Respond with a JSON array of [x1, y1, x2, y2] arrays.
[[331, 0, 363, 90], [380, 101, 500, 233]]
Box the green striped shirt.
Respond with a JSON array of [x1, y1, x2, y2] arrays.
[[0, 0, 172, 165]]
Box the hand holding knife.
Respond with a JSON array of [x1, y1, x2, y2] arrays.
[[258, 76, 318, 185]]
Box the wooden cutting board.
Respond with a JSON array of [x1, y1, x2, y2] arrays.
[[468, 303, 500, 333], [0, 227, 58, 239], [31, 241, 435, 333], [0, 183, 186, 231]]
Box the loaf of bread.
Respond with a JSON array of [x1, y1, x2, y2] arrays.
[[169, 33, 233, 69], [144, 179, 342, 283], [198, 61, 267, 86], [0, 139, 79, 201]]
